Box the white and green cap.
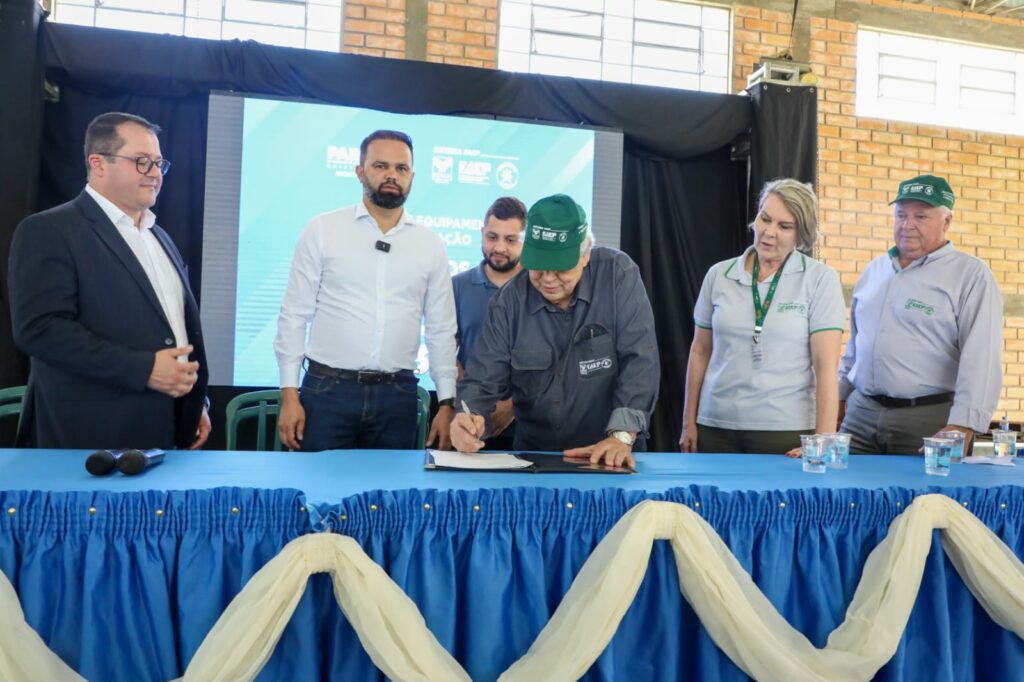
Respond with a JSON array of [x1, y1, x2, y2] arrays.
[[890, 174, 955, 209], [521, 194, 589, 271]]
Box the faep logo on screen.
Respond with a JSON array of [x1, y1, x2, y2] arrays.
[[458, 160, 491, 185]]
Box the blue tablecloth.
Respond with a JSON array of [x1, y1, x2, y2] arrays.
[[2, 449, 1023, 681]]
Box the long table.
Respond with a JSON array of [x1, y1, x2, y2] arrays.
[[2, 449, 1023, 681]]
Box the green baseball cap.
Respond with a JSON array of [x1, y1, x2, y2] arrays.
[[521, 194, 589, 271], [890, 174, 955, 209]]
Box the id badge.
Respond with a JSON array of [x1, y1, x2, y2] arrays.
[[751, 337, 763, 369]]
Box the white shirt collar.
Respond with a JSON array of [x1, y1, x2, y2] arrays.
[[355, 198, 415, 235], [85, 184, 157, 231], [725, 244, 807, 284]]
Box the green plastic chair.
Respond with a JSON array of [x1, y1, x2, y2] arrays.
[[225, 389, 283, 451], [416, 385, 431, 450], [0, 385, 26, 426]]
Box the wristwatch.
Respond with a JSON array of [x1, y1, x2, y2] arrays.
[[438, 398, 455, 409], [607, 430, 636, 446]]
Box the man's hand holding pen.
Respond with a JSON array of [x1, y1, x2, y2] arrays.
[[451, 400, 487, 453]]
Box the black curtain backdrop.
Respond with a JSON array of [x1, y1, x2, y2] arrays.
[[621, 146, 748, 451], [748, 82, 819, 219], [0, 1, 45, 390], [2, 20, 814, 451]]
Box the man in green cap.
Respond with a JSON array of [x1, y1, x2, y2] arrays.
[[451, 194, 660, 467], [838, 174, 1003, 454]]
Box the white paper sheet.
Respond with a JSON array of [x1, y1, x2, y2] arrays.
[[428, 450, 532, 470], [961, 455, 1016, 466]]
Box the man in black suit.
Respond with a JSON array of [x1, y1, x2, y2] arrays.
[[8, 112, 210, 450]]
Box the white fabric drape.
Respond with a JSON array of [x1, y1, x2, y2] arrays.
[[180, 532, 469, 682], [1, 494, 1022, 682], [500, 494, 1024, 681], [0, 567, 85, 682]]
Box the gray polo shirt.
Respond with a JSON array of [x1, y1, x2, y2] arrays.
[[838, 242, 1003, 432], [693, 246, 846, 431], [457, 246, 660, 451]]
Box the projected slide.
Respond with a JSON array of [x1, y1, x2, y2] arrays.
[[231, 98, 596, 388], [201, 93, 623, 388]]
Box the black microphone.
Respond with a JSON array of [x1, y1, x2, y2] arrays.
[[375, 240, 391, 253], [115, 448, 166, 476], [85, 449, 123, 476]]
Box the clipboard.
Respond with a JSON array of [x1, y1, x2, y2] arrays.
[[424, 449, 636, 474]]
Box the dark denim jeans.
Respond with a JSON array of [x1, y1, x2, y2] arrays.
[[298, 370, 419, 451]]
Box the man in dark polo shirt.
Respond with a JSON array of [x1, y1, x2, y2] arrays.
[[452, 196, 526, 450], [451, 194, 660, 468]]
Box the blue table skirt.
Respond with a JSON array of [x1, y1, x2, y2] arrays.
[[1, 450, 1023, 681]]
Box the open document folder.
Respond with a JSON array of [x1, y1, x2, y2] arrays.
[[424, 449, 636, 474]]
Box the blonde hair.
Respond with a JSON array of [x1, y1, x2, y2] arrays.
[[752, 178, 819, 255]]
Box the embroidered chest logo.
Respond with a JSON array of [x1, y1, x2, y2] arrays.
[[579, 357, 613, 376], [776, 302, 807, 315], [904, 298, 936, 316]]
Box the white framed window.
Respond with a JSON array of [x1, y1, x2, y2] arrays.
[[498, 0, 732, 94], [857, 28, 1024, 136], [52, 0, 343, 52]]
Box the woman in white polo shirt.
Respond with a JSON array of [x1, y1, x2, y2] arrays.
[[679, 179, 845, 455]]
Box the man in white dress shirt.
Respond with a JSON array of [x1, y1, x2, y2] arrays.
[[275, 130, 458, 451], [8, 112, 210, 449]]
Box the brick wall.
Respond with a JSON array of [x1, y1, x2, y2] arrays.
[[426, 0, 498, 68], [732, 6, 793, 94], [342, 0, 497, 66], [343, 0, 407, 58], [734, 0, 1024, 423]]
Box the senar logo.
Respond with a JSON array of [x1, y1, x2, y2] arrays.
[[904, 298, 935, 315], [776, 302, 806, 315]]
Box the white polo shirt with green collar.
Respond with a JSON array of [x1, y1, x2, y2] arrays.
[[693, 245, 846, 431], [838, 241, 1003, 433]]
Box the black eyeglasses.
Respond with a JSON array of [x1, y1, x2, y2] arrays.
[[102, 154, 171, 175]]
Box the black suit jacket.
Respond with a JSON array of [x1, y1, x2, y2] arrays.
[[7, 190, 208, 449]]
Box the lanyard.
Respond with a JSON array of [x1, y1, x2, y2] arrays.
[[751, 252, 789, 343]]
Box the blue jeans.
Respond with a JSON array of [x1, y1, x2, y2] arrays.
[[299, 371, 419, 451]]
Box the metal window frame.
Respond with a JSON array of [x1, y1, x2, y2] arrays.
[[53, 0, 334, 51], [515, 0, 723, 86]]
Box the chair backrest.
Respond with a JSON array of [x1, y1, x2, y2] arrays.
[[225, 389, 283, 451], [416, 386, 431, 450], [0, 385, 26, 426]]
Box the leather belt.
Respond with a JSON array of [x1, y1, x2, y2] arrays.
[[306, 359, 415, 384], [864, 392, 954, 408]]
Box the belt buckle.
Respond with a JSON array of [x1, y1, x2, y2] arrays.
[[358, 370, 386, 384]]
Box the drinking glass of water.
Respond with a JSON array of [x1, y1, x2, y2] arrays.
[[991, 430, 1017, 458], [922, 437, 954, 476], [801, 435, 826, 473], [822, 432, 851, 469], [935, 430, 966, 463]]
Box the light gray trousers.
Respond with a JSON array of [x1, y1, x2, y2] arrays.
[[840, 389, 954, 455]]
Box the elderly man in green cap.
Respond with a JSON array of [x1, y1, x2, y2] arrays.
[[451, 194, 660, 467], [838, 174, 1003, 454]]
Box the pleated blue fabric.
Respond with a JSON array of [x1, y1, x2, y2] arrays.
[[3, 483, 1022, 681]]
